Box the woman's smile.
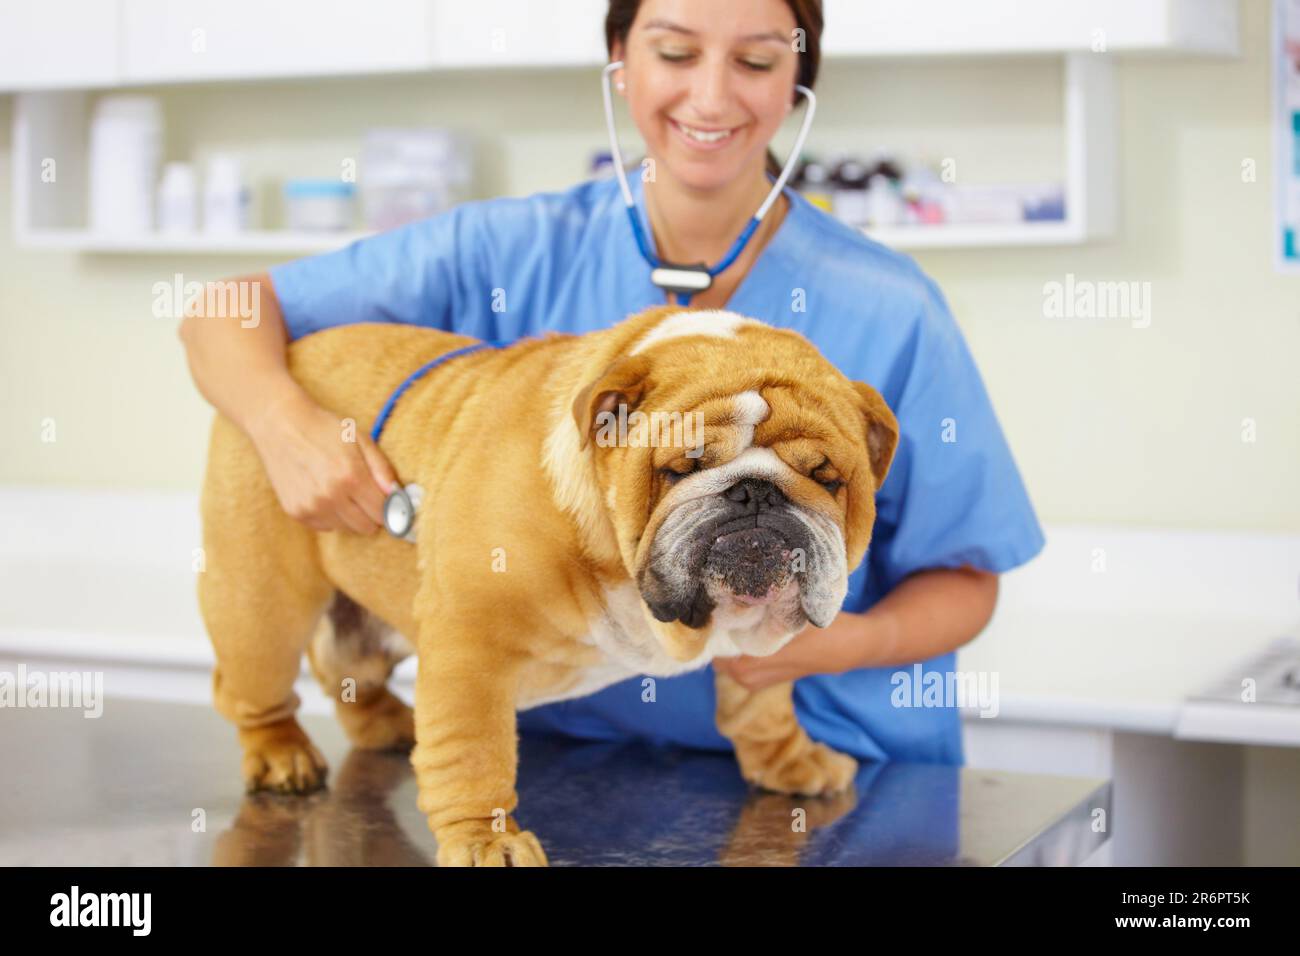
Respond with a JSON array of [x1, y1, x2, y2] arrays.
[[668, 117, 746, 150]]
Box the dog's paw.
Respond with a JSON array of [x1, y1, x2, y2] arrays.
[[436, 828, 549, 867], [740, 740, 857, 797], [238, 719, 329, 794], [336, 688, 415, 752]]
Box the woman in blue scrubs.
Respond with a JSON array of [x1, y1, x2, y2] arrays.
[[180, 0, 1044, 766]]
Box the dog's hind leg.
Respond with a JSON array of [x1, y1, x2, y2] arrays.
[[306, 593, 416, 752], [198, 416, 334, 794]]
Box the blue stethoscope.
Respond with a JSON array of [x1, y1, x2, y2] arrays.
[[600, 60, 817, 305]]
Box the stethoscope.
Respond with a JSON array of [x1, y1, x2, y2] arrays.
[[375, 340, 501, 541], [381, 66, 817, 541], [600, 60, 817, 305]]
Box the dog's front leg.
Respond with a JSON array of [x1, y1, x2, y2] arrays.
[[714, 670, 858, 797], [411, 622, 547, 867]]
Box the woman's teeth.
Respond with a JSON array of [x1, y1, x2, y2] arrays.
[[673, 120, 735, 144]]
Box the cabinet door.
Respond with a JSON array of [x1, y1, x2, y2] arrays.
[[119, 0, 434, 83], [820, 0, 1237, 57], [0, 1, 121, 91], [427, 0, 607, 68]]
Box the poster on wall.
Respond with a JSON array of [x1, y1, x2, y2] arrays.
[[1279, 0, 1300, 272]]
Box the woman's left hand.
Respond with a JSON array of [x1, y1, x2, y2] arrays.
[[712, 612, 871, 692]]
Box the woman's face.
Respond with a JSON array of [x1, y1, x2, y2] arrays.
[[613, 0, 800, 193]]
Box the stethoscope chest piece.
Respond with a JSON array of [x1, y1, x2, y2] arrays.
[[650, 264, 712, 296], [383, 483, 424, 542]]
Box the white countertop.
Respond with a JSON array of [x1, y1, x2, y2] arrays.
[[958, 608, 1292, 733], [957, 522, 1300, 740]]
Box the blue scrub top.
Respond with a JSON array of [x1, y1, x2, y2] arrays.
[[269, 172, 1046, 766]]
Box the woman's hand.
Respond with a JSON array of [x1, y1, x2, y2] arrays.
[[177, 273, 398, 534], [247, 387, 398, 534], [713, 613, 870, 692], [713, 567, 1001, 692]]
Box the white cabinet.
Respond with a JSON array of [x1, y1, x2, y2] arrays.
[[426, 0, 607, 68], [4, 0, 1242, 254], [118, 0, 435, 83], [0, 1, 121, 90], [0, 0, 1240, 92], [822, 0, 1238, 57]]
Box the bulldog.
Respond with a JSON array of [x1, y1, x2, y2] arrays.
[[197, 304, 899, 867]]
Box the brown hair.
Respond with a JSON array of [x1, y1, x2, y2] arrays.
[[604, 0, 823, 178]]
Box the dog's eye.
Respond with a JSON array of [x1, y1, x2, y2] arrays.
[[818, 477, 844, 496], [659, 452, 706, 485], [811, 459, 843, 496]]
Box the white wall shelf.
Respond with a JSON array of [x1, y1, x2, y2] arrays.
[[15, 223, 1090, 256], [864, 220, 1084, 250], [11, 90, 383, 256], [6, 53, 1116, 254], [16, 228, 374, 256], [14, 222, 1092, 257], [10, 54, 1118, 255]]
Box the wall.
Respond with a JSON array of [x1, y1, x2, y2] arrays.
[[0, 0, 1295, 531]]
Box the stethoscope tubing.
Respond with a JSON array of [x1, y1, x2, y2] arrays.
[[600, 59, 818, 304]]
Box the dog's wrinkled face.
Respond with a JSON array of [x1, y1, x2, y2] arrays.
[[573, 311, 899, 662]]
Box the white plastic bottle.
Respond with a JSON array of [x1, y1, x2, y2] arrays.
[[88, 96, 162, 236], [865, 173, 905, 228], [157, 162, 198, 234], [203, 155, 251, 234]]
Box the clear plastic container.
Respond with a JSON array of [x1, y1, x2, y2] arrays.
[[360, 129, 472, 231], [284, 179, 355, 232]]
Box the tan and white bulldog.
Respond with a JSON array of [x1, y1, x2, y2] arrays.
[[197, 304, 899, 866]]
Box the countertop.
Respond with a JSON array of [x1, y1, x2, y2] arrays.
[[0, 697, 1110, 866], [4, 487, 1297, 742]]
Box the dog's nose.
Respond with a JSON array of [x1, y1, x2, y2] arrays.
[[723, 477, 785, 512]]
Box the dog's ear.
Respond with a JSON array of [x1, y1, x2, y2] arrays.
[[572, 354, 652, 451], [850, 380, 899, 489]]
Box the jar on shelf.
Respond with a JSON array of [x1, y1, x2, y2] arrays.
[[283, 179, 356, 232]]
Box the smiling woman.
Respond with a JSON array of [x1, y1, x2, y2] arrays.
[[605, 0, 821, 179], [603, 0, 822, 308], [178, 0, 1044, 782]]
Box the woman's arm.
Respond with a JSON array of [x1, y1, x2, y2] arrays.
[[179, 273, 295, 431], [712, 566, 999, 690], [179, 273, 396, 534]]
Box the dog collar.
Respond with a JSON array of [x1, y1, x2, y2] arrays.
[[371, 338, 506, 541]]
